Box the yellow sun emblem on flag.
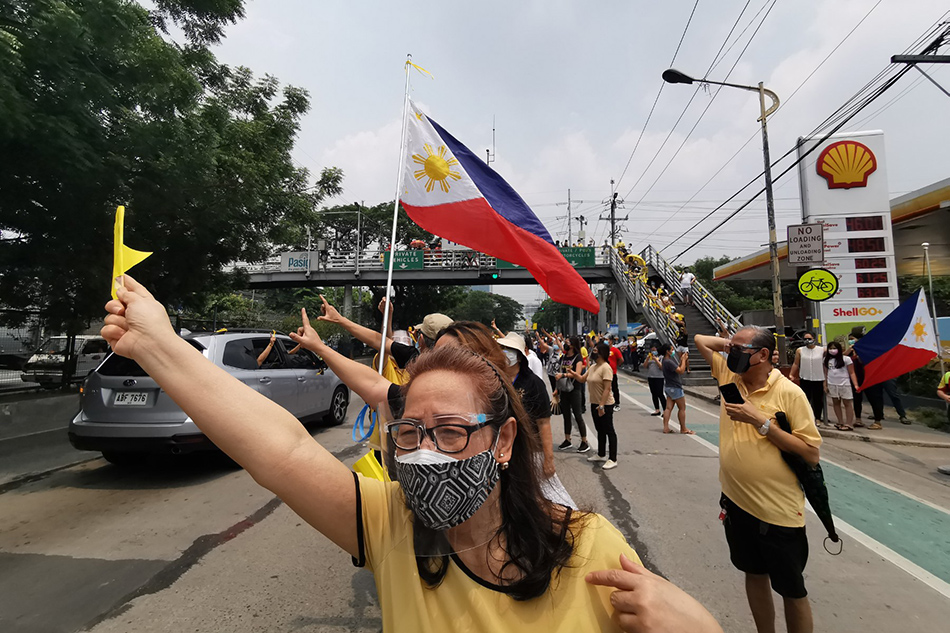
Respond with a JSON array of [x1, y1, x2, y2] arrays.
[[913, 318, 928, 342], [412, 143, 461, 193]]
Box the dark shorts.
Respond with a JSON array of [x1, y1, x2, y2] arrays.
[[720, 494, 809, 599]]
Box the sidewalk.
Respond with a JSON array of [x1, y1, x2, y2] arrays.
[[621, 366, 950, 449]]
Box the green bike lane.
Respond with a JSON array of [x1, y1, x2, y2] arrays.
[[690, 423, 950, 592], [617, 375, 950, 596]]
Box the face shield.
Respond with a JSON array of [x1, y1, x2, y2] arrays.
[[376, 390, 508, 557]]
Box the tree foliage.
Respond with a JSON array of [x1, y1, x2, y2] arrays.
[[532, 298, 571, 332], [0, 0, 341, 333], [299, 202, 435, 252], [688, 256, 775, 315], [452, 291, 524, 331]]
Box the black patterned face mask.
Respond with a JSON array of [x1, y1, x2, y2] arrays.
[[395, 447, 501, 531]]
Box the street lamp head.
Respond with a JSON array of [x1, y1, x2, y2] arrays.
[[662, 68, 695, 85]]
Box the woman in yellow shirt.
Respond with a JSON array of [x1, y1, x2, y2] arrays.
[[101, 276, 721, 633]]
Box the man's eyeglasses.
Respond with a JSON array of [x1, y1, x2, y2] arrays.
[[386, 414, 497, 453]]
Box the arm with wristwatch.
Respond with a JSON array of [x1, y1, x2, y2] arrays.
[[694, 333, 820, 466]]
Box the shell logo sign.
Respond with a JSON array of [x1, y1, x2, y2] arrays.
[[816, 140, 877, 190]]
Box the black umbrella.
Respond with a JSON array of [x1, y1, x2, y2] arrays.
[[775, 412, 841, 552]]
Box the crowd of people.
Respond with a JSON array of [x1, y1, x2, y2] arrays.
[[100, 272, 944, 633]]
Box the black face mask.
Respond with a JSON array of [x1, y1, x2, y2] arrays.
[[727, 347, 760, 374]]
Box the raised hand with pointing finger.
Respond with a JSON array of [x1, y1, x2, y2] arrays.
[[317, 295, 343, 324]]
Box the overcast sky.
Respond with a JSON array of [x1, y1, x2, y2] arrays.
[[201, 0, 950, 309]]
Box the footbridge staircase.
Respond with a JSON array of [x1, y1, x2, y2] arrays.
[[608, 246, 743, 386]]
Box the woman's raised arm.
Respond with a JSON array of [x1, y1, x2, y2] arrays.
[[102, 276, 359, 557]]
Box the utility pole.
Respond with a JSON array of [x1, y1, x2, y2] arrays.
[[599, 179, 627, 245], [567, 189, 572, 244], [555, 190, 595, 243]]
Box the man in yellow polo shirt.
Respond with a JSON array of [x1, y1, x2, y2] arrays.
[[695, 326, 821, 633]]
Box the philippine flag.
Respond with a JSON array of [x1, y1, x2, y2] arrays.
[[399, 101, 599, 313], [852, 289, 938, 390]]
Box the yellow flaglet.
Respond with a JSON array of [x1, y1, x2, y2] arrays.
[[405, 59, 433, 79], [112, 206, 152, 300]]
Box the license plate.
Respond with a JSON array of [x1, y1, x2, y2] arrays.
[[114, 391, 148, 406]]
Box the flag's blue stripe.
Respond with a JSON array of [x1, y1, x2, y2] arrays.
[[852, 288, 921, 365], [428, 117, 555, 246]]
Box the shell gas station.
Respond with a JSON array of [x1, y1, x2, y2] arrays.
[[713, 130, 950, 347]]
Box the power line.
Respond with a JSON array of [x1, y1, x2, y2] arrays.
[[651, 0, 885, 254], [625, 0, 777, 251], [620, 1, 767, 204], [669, 46, 932, 262], [614, 0, 703, 190], [659, 7, 945, 257]]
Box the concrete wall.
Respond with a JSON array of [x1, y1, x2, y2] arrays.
[[0, 393, 80, 441]]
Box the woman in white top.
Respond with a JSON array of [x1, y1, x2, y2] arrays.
[[790, 332, 826, 427], [823, 341, 859, 430]]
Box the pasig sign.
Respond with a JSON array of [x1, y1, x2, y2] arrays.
[[786, 223, 824, 265]]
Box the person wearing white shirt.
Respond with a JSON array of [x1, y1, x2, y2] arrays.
[[679, 271, 696, 305], [789, 332, 826, 426]]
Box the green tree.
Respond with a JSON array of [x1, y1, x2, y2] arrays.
[[452, 291, 524, 331], [899, 275, 950, 316], [301, 202, 435, 253], [532, 298, 570, 332], [0, 0, 340, 334], [689, 256, 775, 314]]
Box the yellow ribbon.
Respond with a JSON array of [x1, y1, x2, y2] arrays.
[[406, 60, 433, 79]]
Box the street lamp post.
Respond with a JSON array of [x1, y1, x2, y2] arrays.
[[662, 69, 788, 364]]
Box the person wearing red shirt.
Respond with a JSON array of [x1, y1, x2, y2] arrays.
[[608, 335, 623, 412]]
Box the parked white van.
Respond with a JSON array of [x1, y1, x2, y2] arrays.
[[20, 335, 110, 388]]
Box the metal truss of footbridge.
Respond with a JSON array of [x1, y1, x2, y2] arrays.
[[237, 246, 742, 356], [240, 249, 616, 289]]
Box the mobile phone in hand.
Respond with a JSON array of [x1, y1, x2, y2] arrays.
[[719, 383, 745, 405]]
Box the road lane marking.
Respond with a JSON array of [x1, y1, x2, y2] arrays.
[[619, 378, 950, 599]]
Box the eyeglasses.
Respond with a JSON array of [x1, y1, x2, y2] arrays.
[[386, 413, 497, 453]]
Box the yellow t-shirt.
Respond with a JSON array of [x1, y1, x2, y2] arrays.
[[357, 475, 641, 632], [586, 362, 615, 407], [710, 353, 822, 527]]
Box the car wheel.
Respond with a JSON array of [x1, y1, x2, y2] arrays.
[[102, 451, 140, 467], [324, 386, 349, 426]]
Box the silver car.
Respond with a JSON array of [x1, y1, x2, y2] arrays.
[[69, 330, 350, 465]]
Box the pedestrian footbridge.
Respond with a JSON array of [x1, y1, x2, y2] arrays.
[[237, 245, 741, 379]]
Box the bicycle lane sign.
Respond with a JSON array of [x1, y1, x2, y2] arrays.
[[797, 268, 839, 302]]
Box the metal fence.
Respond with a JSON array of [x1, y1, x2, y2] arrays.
[[234, 247, 613, 275]]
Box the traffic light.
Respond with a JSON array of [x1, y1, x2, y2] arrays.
[[491, 273, 499, 279]]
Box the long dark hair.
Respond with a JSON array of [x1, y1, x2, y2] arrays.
[[595, 341, 610, 363], [824, 341, 845, 369], [403, 346, 581, 600]]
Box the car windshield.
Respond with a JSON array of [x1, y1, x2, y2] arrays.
[[97, 339, 205, 377], [35, 338, 70, 355]]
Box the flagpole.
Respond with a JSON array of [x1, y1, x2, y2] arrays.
[[923, 243, 946, 377], [376, 56, 413, 376]]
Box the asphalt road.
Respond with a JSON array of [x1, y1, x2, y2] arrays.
[[2, 376, 949, 632]]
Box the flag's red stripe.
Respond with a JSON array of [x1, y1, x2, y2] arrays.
[[402, 199, 600, 313], [859, 344, 936, 391]]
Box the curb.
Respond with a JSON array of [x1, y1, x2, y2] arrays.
[[622, 368, 950, 450], [813, 428, 950, 449]]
